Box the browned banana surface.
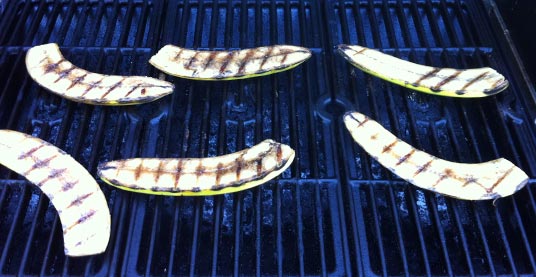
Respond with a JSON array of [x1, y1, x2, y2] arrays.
[[343, 112, 529, 200], [25, 43, 174, 105], [0, 130, 110, 256], [149, 44, 312, 80], [98, 139, 295, 195]]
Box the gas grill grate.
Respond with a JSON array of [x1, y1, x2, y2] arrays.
[[0, 0, 535, 276]]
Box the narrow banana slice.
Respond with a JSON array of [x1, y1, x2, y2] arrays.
[[343, 112, 528, 200], [148, 44, 312, 80], [337, 44, 509, 98], [25, 43, 174, 105], [97, 139, 295, 196], [0, 130, 110, 256]]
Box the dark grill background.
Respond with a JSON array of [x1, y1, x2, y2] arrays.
[[0, 0, 535, 276]]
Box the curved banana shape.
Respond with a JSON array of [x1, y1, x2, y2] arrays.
[[343, 112, 528, 200], [97, 139, 295, 196], [337, 44, 509, 98], [149, 44, 312, 80], [0, 130, 110, 256], [26, 43, 174, 105]]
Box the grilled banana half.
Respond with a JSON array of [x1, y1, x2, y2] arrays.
[[337, 44, 508, 98], [0, 130, 110, 256], [149, 44, 312, 80], [343, 112, 528, 200], [98, 139, 295, 196], [25, 43, 174, 105]]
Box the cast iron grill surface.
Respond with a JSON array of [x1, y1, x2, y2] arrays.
[[0, 0, 535, 276]]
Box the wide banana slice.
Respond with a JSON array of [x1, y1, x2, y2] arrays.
[[343, 112, 528, 200], [149, 44, 312, 80], [337, 44, 509, 98], [25, 43, 174, 105], [98, 139, 295, 196], [0, 130, 110, 256]]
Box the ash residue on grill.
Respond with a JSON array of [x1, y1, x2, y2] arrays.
[[1, 0, 536, 276]]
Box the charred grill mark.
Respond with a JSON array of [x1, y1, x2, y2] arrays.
[[173, 48, 184, 61], [432, 175, 448, 187], [154, 160, 164, 183], [67, 73, 88, 91], [62, 180, 78, 192], [67, 192, 94, 208], [38, 57, 48, 65], [431, 71, 462, 92], [279, 51, 290, 65], [134, 161, 143, 181], [352, 47, 367, 56], [100, 78, 124, 99], [238, 49, 255, 75], [195, 162, 205, 177], [173, 160, 183, 189], [382, 140, 398, 154], [460, 71, 488, 90], [396, 149, 415, 165], [412, 67, 441, 87], [370, 133, 379, 140], [347, 113, 369, 128], [275, 143, 283, 164], [256, 159, 263, 177], [492, 78, 505, 88], [235, 156, 245, 181], [37, 168, 68, 187], [44, 58, 65, 74], [54, 66, 75, 83], [203, 52, 218, 71], [24, 154, 58, 175], [259, 47, 274, 70], [64, 209, 97, 233], [185, 51, 200, 70], [218, 51, 235, 75], [431, 168, 454, 187], [488, 166, 515, 193], [487, 78, 507, 94], [81, 77, 104, 96], [462, 176, 479, 187], [124, 83, 141, 97], [413, 159, 434, 177], [18, 144, 45, 159], [215, 162, 224, 185], [357, 117, 369, 128]]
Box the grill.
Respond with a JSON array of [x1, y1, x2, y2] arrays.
[[1, 0, 535, 276]]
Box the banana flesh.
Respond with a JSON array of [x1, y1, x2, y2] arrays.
[[25, 43, 174, 105], [338, 44, 509, 98], [0, 130, 110, 256], [343, 112, 528, 200], [149, 44, 312, 80], [97, 139, 295, 196]]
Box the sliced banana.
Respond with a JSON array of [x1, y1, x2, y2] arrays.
[[337, 44, 509, 98], [149, 44, 312, 80], [343, 112, 528, 200], [25, 43, 174, 105], [0, 130, 110, 256], [98, 139, 295, 196]]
